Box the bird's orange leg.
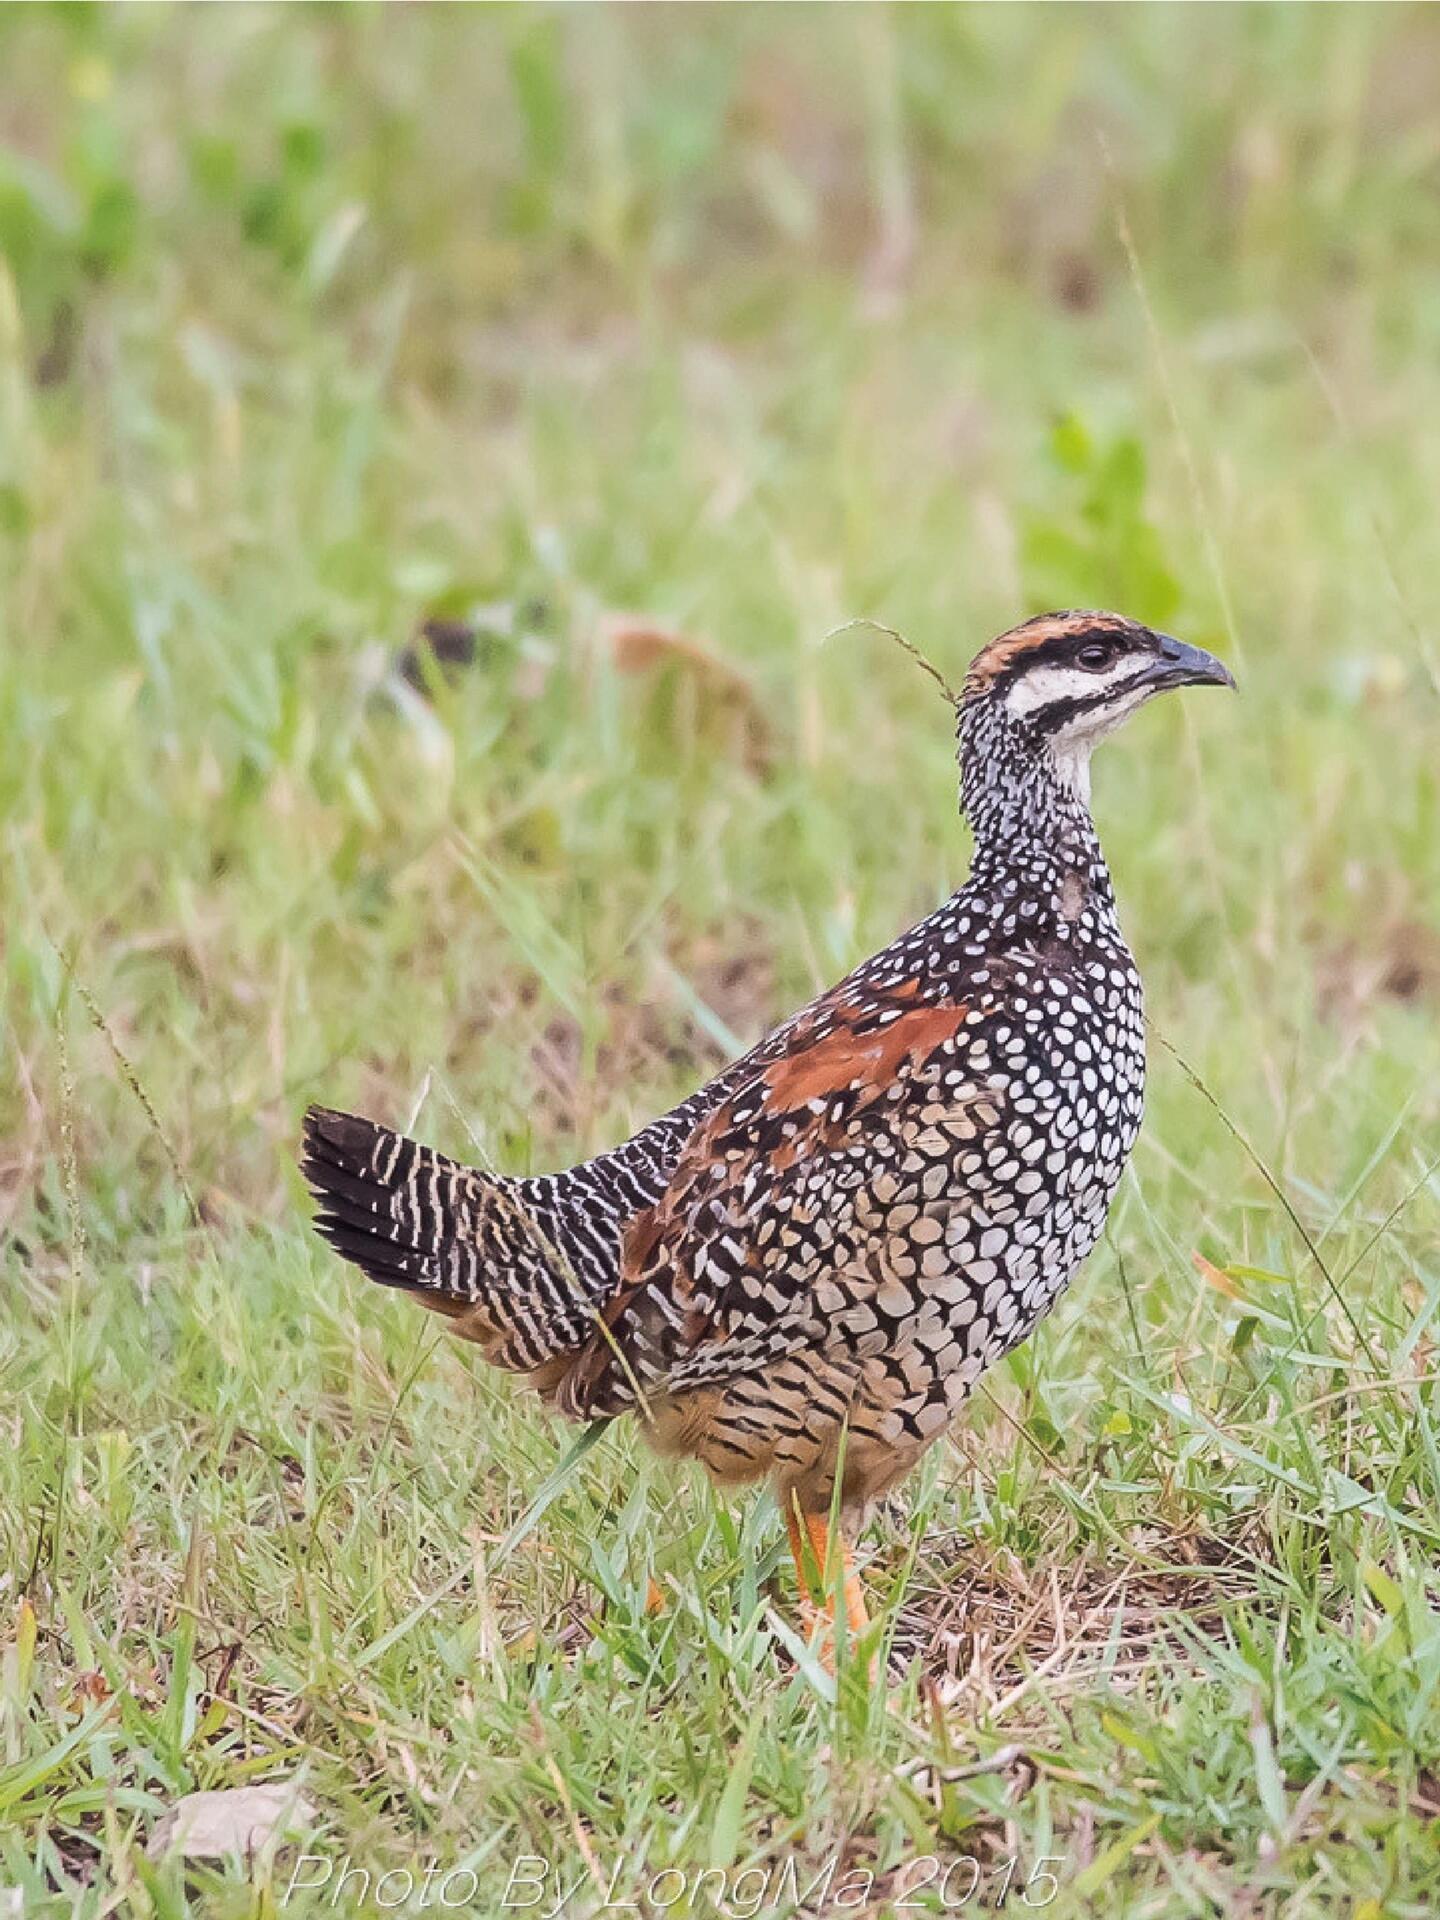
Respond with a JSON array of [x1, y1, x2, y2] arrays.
[[786, 1503, 870, 1669]]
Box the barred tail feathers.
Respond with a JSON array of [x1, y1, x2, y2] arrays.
[[301, 1106, 601, 1370]]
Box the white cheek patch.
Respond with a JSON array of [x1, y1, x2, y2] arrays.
[[1004, 664, 1105, 719], [1051, 677, 1155, 744], [1011, 664, 1159, 803], [1007, 665, 1157, 740]]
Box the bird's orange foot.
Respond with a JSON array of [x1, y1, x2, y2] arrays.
[[786, 1503, 876, 1680]]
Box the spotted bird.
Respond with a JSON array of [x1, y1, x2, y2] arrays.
[[302, 611, 1234, 1656]]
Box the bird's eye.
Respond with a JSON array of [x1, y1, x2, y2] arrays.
[[1076, 642, 1113, 670]]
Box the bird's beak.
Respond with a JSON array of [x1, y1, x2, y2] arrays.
[[1145, 632, 1237, 693]]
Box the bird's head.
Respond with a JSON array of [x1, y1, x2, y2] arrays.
[[961, 609, 1234, 801]]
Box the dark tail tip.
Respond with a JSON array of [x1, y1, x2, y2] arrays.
[[300, 1104, 430, 1291], [303, 1103, 384, 1165]]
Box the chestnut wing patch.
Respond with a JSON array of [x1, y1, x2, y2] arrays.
[[758, 999, 971, 1116], [641, 994, 973, 1256], [560, 986, 985, 1414]]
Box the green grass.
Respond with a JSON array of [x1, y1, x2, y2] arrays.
[[3, 6, 1440, 1914]]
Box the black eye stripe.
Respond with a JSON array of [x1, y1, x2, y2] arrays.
[[993, 626, 1141, 686], [1024, 691, 1112, 731], [1022, 670, 1153, 733]]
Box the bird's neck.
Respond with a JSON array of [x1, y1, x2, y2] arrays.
[[958, 698, 1115, 925]]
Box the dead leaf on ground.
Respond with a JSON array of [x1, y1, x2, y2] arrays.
[[68, 1669, 111, 1708], [599, 614, 772, 770], [1192, 1251, 1241, 1300], [148, 1780, 316, 1860], [601, 614, 752, 693]]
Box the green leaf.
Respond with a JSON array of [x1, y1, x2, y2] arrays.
[[1232, 1314, 1261, 1354], [495, 1421, 609, 1563], [1072, 1813, 1162, 1898], [0, 1701, 116, 1816], [1049, 412, 1092, 473], [1101, 1710, 1158, 1762], [1360, 1556, 1404, 1620], [1248, 1695, 1288, 1835], [710, 1703, 766, 1868]]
